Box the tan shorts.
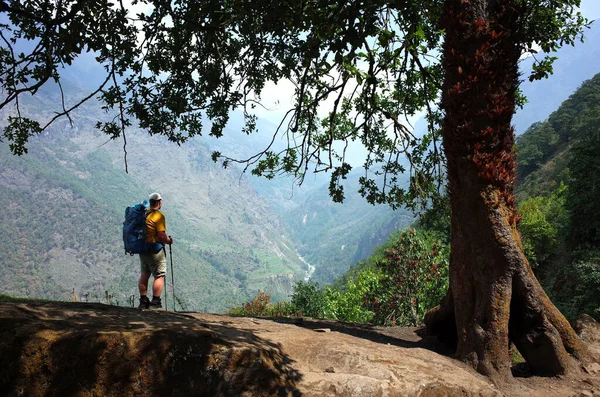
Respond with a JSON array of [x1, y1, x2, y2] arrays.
[[139, 250, 166, 278]]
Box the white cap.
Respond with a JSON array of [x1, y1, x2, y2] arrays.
[[149, 192, 162, 201]]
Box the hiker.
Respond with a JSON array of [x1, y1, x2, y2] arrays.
[[138, 192, 174, 310]]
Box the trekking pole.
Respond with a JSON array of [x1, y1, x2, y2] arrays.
[[169, 236, 176, 312], [163, 245, 168, 312]]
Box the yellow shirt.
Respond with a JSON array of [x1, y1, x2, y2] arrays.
[[146, 210, 166, 243]]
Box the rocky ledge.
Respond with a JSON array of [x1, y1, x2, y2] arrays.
[[1, 301, 599, 396]]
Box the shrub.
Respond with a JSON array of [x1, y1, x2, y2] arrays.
[[518, 183, 568, 267], [549, 248, 600, 322], [321, 268, 379, 323], [228, 290, 302, 317], [290, 281, 327, 318], [365, 229, 449, 326]]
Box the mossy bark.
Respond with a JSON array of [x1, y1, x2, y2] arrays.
[[424, 0, 588, 380]]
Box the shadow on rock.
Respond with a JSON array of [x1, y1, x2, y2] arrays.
[[266, 316, 456, 355], [0, 302, 302, 397]]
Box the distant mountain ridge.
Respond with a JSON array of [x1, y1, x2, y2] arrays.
[[514, 21, 600, 135]]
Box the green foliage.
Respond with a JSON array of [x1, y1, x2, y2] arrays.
[[517, 74, 600, 198], [414, 193, 451, 244], [321, 269, 379, 324], [515, 121, 559, 180], [567, 118, 600, 247], [548, 73, 600, 143], [514, 72, 600, 322], [365, 229, 449, 326], [289, 270, 378, 324], [518, 184, 568, 267], [290, 281, 327, 319], [510, 344, 526, 365], [1, 0, 138, 151], [290, 235, 447, 326], [546, 249, 600, 322], [329, 227, 417, 291], [228, 290, 301, 317], [0, 294, 30, 302]]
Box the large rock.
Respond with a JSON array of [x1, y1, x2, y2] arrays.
[[1, 301, 599, 396], [575, 314, 600, 371]]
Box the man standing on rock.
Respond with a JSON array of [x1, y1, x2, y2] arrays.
[[138, 192, 173, 310]]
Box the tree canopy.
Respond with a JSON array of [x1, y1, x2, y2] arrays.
[[0, 0, 588, 207]]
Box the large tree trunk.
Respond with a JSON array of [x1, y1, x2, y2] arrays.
[[424, 0, 589, 380]]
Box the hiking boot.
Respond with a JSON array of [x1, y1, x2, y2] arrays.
[[149, 297, 163, 310], [138, 296, 150, 310]]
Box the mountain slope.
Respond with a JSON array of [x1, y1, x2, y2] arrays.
[[205, 111, 417, 284], [0, 76, 416, 311], [516, 72, 600, 198], [280, 173, 415, 283], [0, 94, 307, 312], [514, 71, 600, 322]]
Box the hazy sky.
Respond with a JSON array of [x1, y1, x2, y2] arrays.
[[580, 0, 600, 21]]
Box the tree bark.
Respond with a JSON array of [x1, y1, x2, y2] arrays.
[[424, 0, 589, 380]]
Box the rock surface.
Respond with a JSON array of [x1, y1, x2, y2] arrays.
[[0, 301, 599, 396], [576, 314, 600, 358]]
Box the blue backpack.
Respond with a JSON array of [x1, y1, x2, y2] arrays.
[[123, 201, 164, 255]]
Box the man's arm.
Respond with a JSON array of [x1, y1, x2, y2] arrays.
[[156, 231, 173, 245]]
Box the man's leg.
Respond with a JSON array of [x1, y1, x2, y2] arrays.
[[149, 251, 167, 309], [138, 272, 151, 296], [152, 275, 164, 297], [137, 271, 151, 309]]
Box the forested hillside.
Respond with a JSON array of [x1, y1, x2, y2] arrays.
[[0, 89, 309, 312], [514, 72, 600, 320], [281, 172, 414, 283], [516, 73, 600, 196]]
